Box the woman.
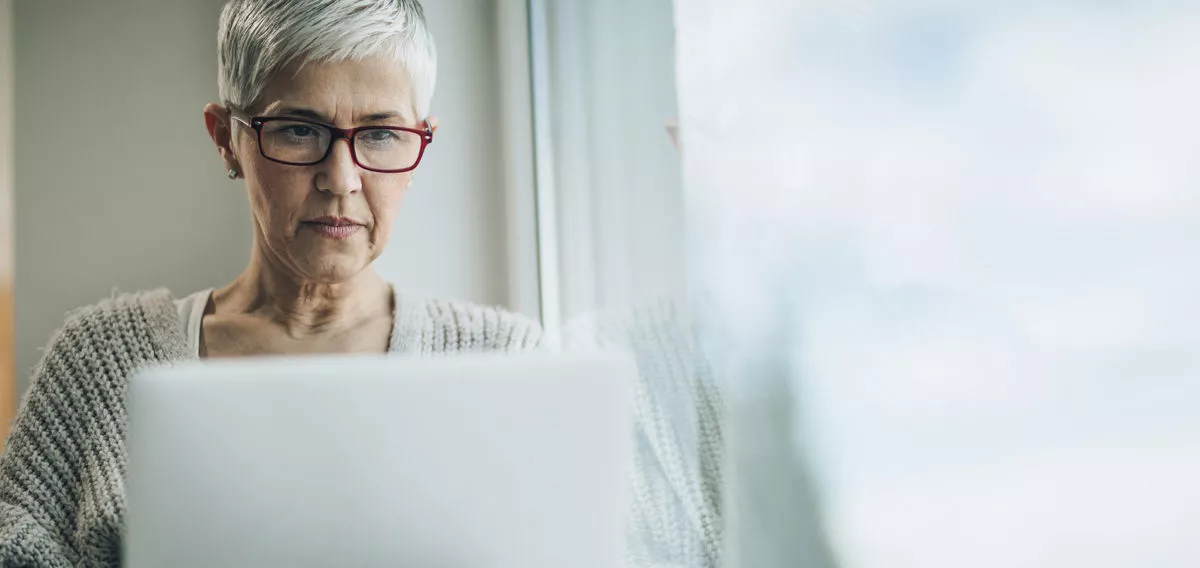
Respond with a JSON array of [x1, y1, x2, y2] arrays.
[[0, 1, 539, 565]]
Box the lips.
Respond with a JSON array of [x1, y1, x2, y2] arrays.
[[302, 216, 365, 239]]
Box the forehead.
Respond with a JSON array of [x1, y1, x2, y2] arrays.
[[256, 57, 416, 123]]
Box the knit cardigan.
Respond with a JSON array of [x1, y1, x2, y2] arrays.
[[0, 289, 723, 567], [562, 299, 725, 568]]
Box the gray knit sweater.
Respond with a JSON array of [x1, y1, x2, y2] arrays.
[[0, 290, 723, 568], [0, 289, 541, 567]]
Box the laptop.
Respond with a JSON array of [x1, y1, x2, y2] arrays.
[[123, 352, 635, 568]]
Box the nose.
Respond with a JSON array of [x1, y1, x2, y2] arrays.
[[315, 138, 362, 195]]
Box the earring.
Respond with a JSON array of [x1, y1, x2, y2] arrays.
[[227, 168, 238, 179]]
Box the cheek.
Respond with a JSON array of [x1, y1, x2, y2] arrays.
[[248, 168, 311, 235], [366, 176, 411, 239]]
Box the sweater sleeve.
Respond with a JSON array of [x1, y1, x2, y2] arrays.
[[0, 290, 181, 568], [397, 298, 544, 354], [0, 323, 90, 567], [562, 299, 725, 568]]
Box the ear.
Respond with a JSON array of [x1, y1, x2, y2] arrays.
[[203, 103, 241, 176]]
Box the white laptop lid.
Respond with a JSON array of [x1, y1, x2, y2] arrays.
[[124, 352, 635, 568]]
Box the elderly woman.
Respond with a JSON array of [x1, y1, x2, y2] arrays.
[[0, 1, 540, 565]]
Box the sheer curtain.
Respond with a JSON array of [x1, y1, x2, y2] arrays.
[[675, 1, 1200, 567], [537, 0, 1200, 566], [533, 0, 686, 326], [530, 1, 719, 566]]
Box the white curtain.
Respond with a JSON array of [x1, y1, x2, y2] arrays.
[[533, 2, 721, 566], [538, 0, 686, 323], [675, 0, 1200, 567]]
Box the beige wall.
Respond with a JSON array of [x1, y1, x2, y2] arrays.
[[13, 0, 520, 395], [0, 0, 10, 282], [1, 0, 13, 442]]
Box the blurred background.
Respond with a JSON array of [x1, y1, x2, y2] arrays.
[[3, 0, 1200, 566]]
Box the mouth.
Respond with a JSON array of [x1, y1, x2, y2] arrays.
[[302, 216, 365, 239]]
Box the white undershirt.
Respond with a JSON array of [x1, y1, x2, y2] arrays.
[[174, 289, 214, 357]]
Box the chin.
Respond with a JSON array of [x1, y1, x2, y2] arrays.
[[300, 255, 369, 283]]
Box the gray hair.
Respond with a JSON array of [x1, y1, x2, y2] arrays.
[[217, 0, 437, 118]]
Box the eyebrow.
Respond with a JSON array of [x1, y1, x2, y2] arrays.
[[270, 106, 414, 125], [273, 106, 327, 121]]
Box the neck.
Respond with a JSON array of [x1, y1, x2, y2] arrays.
[[217, 246, 392, 337]]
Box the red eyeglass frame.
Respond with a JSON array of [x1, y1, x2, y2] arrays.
[[231, 113, 434, 173]]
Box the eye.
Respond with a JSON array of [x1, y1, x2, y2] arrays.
[[283, 125, 317, 138], [262, 120, 324, 141], [362, 129, 401, 143]]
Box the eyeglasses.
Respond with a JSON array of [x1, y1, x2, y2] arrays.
[[231, 113, 434, 173]]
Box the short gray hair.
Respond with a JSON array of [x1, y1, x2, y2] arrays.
[[217, 0, 437, 118]]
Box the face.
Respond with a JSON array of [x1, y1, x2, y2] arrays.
[[206, 57, 434, 284]]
